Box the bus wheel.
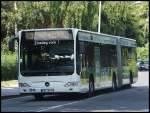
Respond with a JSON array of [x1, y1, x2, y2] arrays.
[[88, 77, 94, 97], [33, 94, 44, 100], [112, 75, 117, 91]]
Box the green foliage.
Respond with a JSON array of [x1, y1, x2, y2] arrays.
[[101, 1, 149, 47], [1, 1, 15, 39], [1, 52, 17, 80], [137, 42, 149, 60], [1, 1, 149, 80], [1, 1, 149, 46]]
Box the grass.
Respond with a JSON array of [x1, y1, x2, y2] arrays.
[[1, 53, 17, 80], [1, 80, 18, 87]]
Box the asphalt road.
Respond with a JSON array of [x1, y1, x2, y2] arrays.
[[1, 71, 149, 112]]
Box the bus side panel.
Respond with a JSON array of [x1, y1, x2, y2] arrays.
[[79, 41, 95, 93], [76, 39, 89, 93], [121, 46, 138, 85], [77, 42, 119, 92], [129, 47, 138, 83], [77, 32, 119, 92], [99, 44, 118, 89]]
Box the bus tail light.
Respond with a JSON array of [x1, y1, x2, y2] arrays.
[[19, 83, 31, 87]]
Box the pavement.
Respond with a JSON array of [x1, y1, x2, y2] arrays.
[[1, 80, 19, 98], [1, 87, 20, 97]]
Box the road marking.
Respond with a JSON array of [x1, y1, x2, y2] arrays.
[[22, 110, 38, 112], [37, 101, 79, 112], [36, 93, 112, 112]]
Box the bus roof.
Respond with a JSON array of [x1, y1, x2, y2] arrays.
[[19, 28, 72, 32], [77, 29, 136, 47], [77, 29, 136, 42]]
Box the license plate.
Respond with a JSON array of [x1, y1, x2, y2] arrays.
[[41, 89, 54, 92]]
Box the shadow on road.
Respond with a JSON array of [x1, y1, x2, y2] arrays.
[[28, 85, 140, 102]]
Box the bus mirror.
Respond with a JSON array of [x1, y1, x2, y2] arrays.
[[8, 36, 18, 52]]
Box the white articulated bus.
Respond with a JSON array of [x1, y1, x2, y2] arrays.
[[9, 28, 138, 99]]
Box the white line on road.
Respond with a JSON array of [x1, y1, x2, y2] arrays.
[[36, 86, 141, 112], [22, 110, 39, 112], [36, 93, 109, 112], [37, 101, 80, 112]]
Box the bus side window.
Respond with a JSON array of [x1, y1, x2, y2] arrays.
[[79, 42, 85, 73], [128, 48, 132, 59], [76, 40, 85, 75], [80, 41, 84, 54]]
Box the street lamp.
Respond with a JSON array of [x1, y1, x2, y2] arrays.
[[14, 1, 17, 36], [98, 1, 101, 33]]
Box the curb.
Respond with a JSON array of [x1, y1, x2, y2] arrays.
[[1, 94, 29, 100]]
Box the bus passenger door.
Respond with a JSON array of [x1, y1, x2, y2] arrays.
[[94, 47, 101, 89]]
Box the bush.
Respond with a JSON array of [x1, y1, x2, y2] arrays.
[[1, 52, 17, 80]]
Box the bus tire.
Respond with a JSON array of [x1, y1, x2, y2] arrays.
[[112, 74, 117, 91], [88, 76, 94, 97], [33, 94, 44, 100]]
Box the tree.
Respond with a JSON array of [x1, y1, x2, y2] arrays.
[[137, 42, 149, 60], [1, 1, 149, 47]]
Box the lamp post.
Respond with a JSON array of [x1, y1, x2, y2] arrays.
[[14, 1, 17, 36], [98, 1, 101, 33]]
